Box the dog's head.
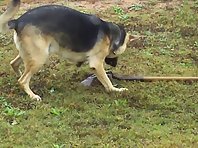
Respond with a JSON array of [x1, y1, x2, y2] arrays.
[[105, 23, 129, 67]]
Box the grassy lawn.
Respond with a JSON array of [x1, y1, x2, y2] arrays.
[[0, 0, 198, 147]]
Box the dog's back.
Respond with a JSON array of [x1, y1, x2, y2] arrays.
[[11, 5, 108, 52]]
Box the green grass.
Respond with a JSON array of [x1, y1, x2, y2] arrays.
[[0, 0, 198, 147]]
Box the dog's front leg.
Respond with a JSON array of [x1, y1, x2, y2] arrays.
[[89, 57, 128, 92]]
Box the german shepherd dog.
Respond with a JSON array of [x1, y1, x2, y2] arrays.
[[0, 0, 129, 100]]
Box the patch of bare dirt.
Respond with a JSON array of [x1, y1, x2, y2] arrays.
[[154, 0, 182, 10], [1, 0, 182, 13], [1, 0, 137, 11], [70, 0, 136, 11]]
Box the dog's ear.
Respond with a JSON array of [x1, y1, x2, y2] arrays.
[[105, 57, 118, 67], [108, 23, 126, 53], [108, 23, 121, 51]]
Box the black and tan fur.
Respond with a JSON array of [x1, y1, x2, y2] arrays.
[[0, 0, 129, 100]]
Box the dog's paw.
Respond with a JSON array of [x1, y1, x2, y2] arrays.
[[118, 87, 128, 92], [31, 95, 42, 101], [110, 87, 128, 92]]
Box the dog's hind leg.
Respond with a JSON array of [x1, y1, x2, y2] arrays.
[[10, 54, 22, 76], [18, 59, 45, 101], [17, 33, 50, 100]]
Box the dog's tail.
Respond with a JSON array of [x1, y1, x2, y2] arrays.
[[0, 0, 20, 33]]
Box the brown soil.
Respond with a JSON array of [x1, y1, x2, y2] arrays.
[[1, 0, 182, 13]]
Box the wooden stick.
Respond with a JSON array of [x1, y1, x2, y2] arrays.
[[111, 73, 198, 81], [81, 72, 198, 87], [140, 76, 198, 81]]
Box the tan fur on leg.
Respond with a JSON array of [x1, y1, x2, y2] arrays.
[[88, 36, 128, 92], [15, 26, 50, 100], [89, 56, 128, 92], [10, 54, 22, 76], [18, 62, 43, 101]]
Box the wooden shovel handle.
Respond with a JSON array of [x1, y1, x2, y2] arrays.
[[111, 73, 198, 81]]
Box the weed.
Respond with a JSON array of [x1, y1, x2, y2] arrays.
[[176, 0, 197, 26], [194, 41, 198, 48], [1, 97, 26, 118], [113, 5, 124, 15], [113, 5, 129, 21], [52, 144, 66, 148], [3, 105, 25, 117], [129, 4, 143, 11], [194, 0, 198, 8], [50, 107, 63, 116], [114, 99, 128, 107]]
